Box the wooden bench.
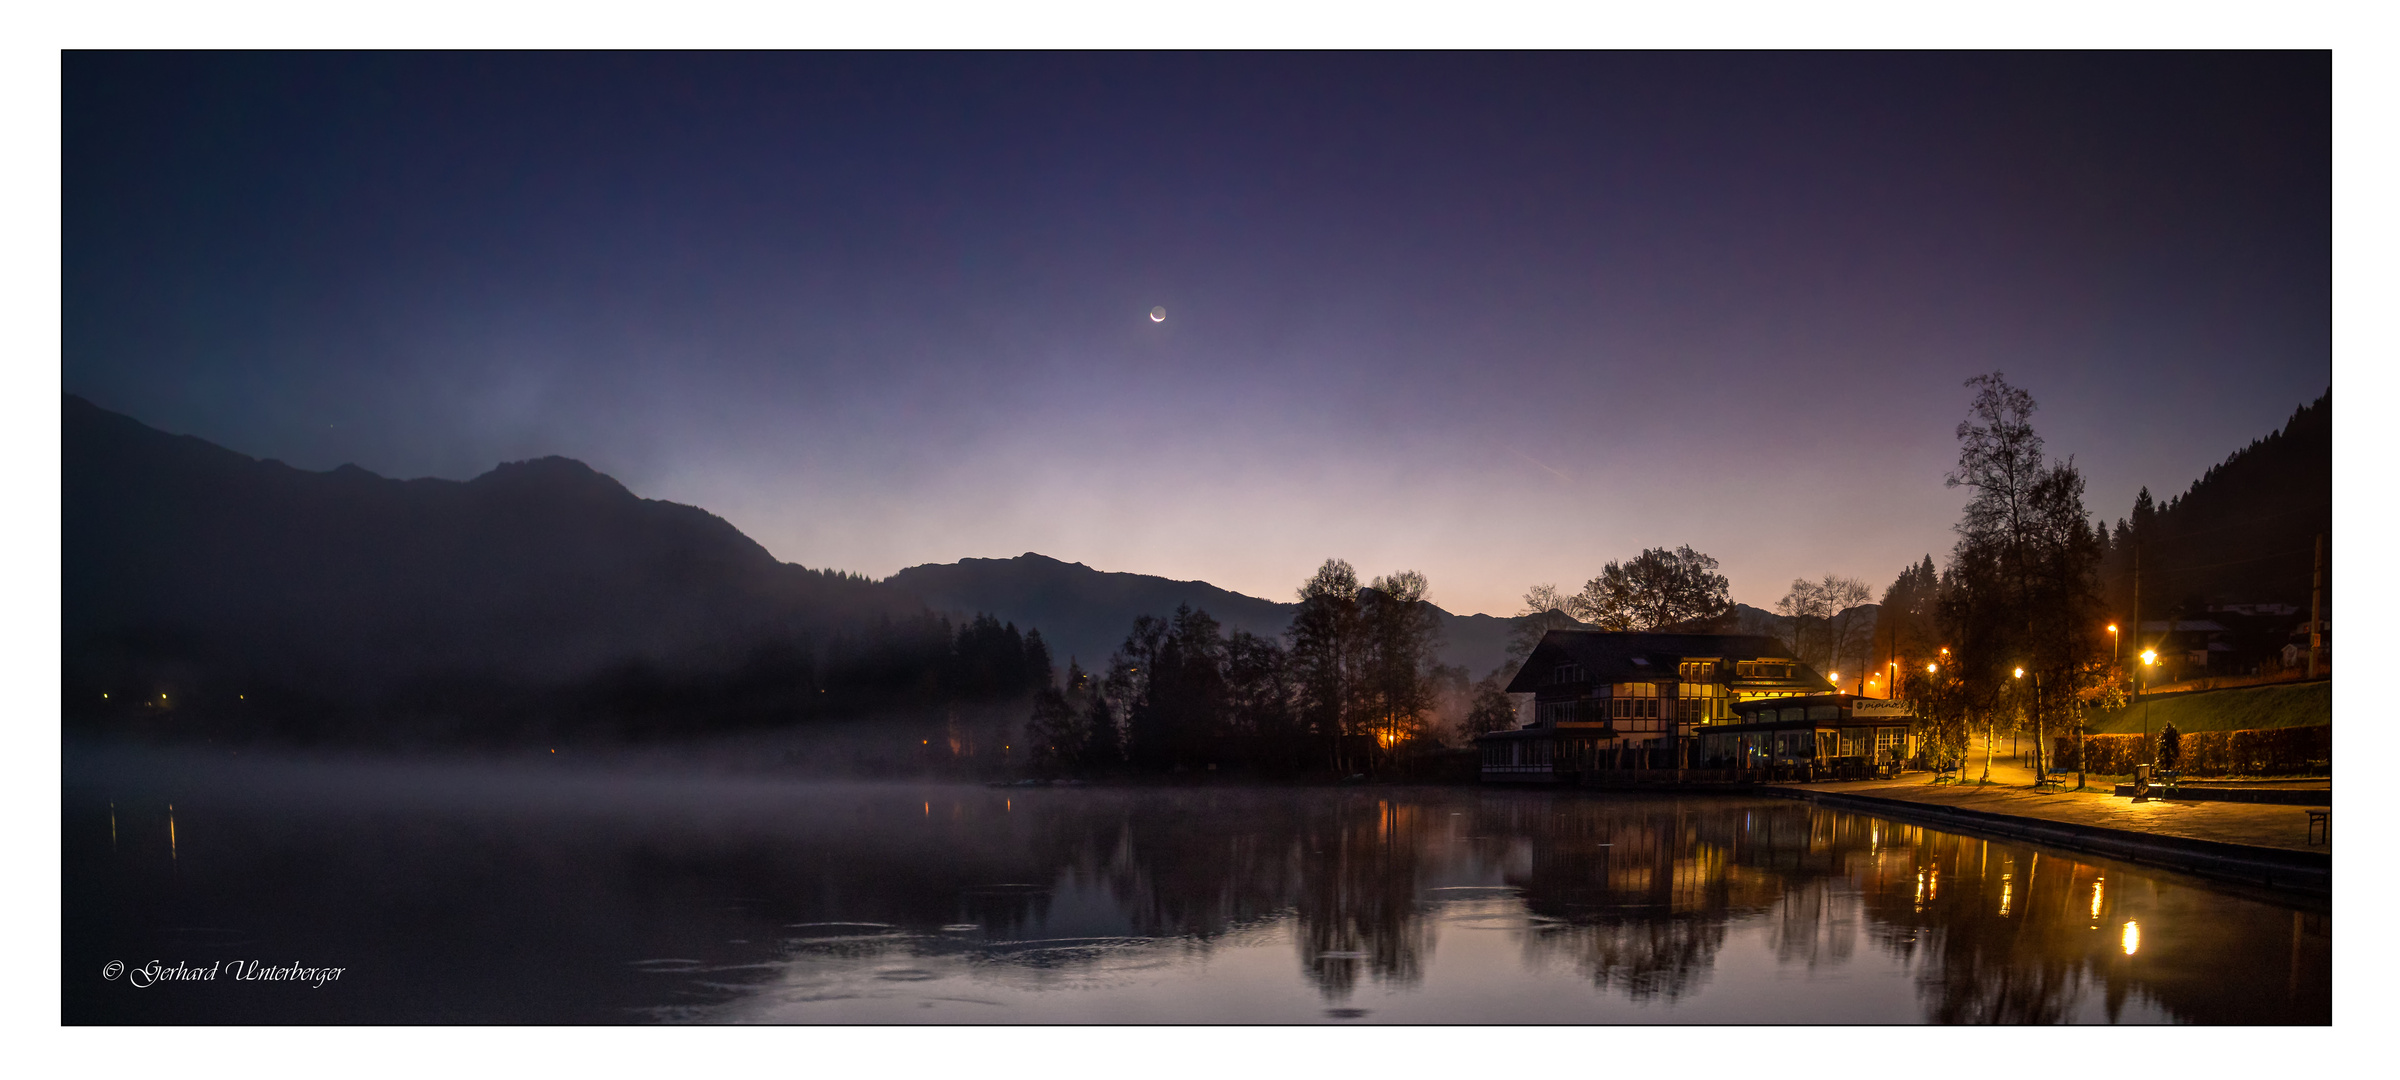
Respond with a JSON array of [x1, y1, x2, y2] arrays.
[[2306, 809, 2330, 845], [1932, 766, 1959, 785], [2033, 773, 2067, 793]]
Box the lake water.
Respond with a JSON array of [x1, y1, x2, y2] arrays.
[[63, 747, 2329, 1024]]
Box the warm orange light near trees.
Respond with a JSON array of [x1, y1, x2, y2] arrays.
[[2140, 649, 2158, 666]]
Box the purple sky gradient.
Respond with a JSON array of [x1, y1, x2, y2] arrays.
[[64, 53, 2329, 615]]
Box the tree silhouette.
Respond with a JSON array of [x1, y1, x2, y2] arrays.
[[1464, 670, 1518, 735], [1357, 570, 1442, 761], [1568, 546, 1734, 632], [1938, 373, 2104, 777], [1777, 574, 1871, 681], [1289, 559, 1363, 769], [1505, 584, 1584, 665]]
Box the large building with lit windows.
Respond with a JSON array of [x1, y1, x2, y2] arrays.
[[1476, 630, 1841, 782]]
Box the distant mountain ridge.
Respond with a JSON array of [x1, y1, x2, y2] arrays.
[[886, 553, 1524, 681], [64, 394, 918, 735], [68, 393, 1837, 745]]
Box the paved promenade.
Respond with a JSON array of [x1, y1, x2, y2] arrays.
[[1788, 733, 2332, 854]]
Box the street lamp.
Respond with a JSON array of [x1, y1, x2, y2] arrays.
[[2106, 623, 2122, 699], [2012, 666, 2026, 776], [2139, 649, 2159, 758]]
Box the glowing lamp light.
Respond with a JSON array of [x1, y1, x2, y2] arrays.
[[2013, 667, 2024, 679], [2107, 624, 2118, 634], [1926, 664, 1937, 674], [2140, 649, 2158, 666]]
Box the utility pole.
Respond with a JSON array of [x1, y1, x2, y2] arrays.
[[2308, 532, 2326, 678], [2131, 542, 2142, 706]]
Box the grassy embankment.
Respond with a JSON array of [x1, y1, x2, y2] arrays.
[[2086, 679, 2329, 735]]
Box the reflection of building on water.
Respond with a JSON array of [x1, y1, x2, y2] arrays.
[[1479, 631, 1917, 783], [1463, 794, 2328, 1022]]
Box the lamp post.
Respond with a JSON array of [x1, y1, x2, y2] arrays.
[[2013, 667, 2027, 779], [2139, 648, 2158, 764], [1925, 662, 1940, 769]]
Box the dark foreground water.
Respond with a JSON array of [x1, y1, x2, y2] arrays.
[[63, 747, 2329, 1024]]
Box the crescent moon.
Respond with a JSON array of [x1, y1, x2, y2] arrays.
[[1149, 306, 1166, 322]]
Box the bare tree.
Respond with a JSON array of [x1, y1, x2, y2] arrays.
[[1776, 578, 1831, 669], [1819, 576, 1875, 691], [1505, 583, 1583, 664]]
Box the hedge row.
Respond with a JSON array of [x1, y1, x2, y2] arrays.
[[2053, 725, 2330, 777]]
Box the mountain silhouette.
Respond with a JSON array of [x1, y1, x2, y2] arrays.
[[64, 395, 917, 738], [886, 553, 1524, 680]]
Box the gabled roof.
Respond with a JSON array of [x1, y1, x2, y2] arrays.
[[1503, 630, 1832, 693]]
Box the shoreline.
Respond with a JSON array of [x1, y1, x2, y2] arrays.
[[1745, 784, 2329, 901]]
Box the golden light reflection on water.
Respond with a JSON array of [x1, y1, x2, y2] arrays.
[[68, 768, 2331, 1024]]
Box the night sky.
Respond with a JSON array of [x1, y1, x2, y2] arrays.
[[62, 53, 2330, 615]]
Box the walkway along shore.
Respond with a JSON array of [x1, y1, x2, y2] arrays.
[[1745, 777, 2330, 900]]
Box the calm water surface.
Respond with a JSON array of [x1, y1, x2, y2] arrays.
[[64, 747, 2329, 1024]]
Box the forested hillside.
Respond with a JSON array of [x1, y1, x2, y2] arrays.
[[2102, 391, 2331, 617]]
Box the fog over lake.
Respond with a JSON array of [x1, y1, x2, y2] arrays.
[[65, 745, 2328, 1024]]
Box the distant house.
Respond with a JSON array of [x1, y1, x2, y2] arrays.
[[2142, 613, 2295, 680], [1477, 630, 1852, 783]]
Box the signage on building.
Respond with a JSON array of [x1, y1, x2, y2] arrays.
[[1851, 700, 1913, 718]]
